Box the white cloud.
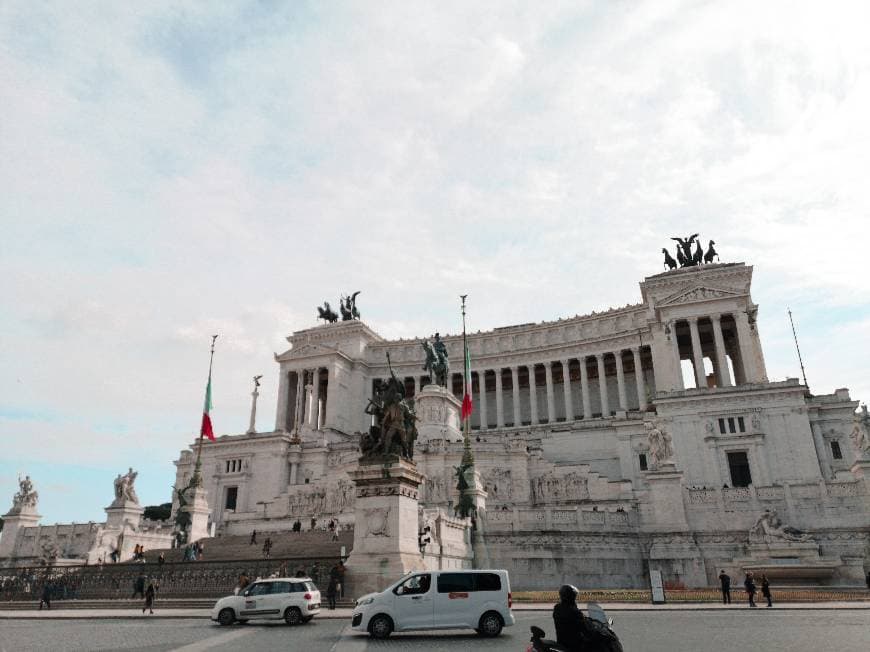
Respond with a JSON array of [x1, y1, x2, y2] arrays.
[[1, 0, 869, 521]]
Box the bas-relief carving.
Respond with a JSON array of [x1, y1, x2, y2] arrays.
[[483, 469, 513, 502], [288, 480, 354, 515], [530, 472, 589, 504], [422, 473, 450, 503], [364, 507, 390, 537]]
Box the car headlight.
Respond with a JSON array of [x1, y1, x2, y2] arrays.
[[356, 597, 374, 606]]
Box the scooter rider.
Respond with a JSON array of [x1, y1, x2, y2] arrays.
[[553, 585, 587, 651]]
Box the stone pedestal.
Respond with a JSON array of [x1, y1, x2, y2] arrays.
[[104, 500, 144, 531], [182, 487, 212, 543], [734, 541, 842, 583], [644, 463, 688, 529], [415, 385, 463, 444], [344, 457, 425, 598], [0, 507, 41, 559]]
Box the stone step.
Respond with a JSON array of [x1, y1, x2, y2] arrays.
[[0, 598, 356, 610]]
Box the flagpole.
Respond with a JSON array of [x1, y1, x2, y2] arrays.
[[192, 334, 218, 488], [460, 295, 473, 466]]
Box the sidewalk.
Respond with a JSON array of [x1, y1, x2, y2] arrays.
[[2, 602, 868, 619]]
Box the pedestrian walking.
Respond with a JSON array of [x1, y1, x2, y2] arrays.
[[157, 552, 165, 566], [39, 581, 52, 610], [718, 569, 731, 604], [761, 574, 772, 608], [744, 571, 757, 608], [250, 530, 257, 545], [143, 581, 156, 615], [326, 576, 338, 610], [132, 572, 146, 599], [262, 537, 272, 558], [236, 572, 251, 595]]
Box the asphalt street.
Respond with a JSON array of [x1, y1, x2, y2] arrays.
[[1, 610, 869, 651]]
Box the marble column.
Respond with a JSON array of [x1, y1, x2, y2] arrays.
[[495, 368, 504, 428], [275, 370, 289, 432], [528, 365, 539, 425], [560, 359, 574, 421], [310, 368, 321, 429], [734, 311, 757, 383], [670, 320, 685, 391], [711, 314, 732, 387], [632, 347, 647, 410], [478, 371, 488, 430], [544, 362, 556, 423], [688, 317, 707, 388], [511, 366, 521, 426], [615, 351, 628, 411], [413, 375, 420, 396], [295, 371, 306, 431], [580, 357, 592, 420], [596, 354, 610, 417]]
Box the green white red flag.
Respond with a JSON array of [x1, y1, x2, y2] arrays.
[[200, 374, 215, 441], [461, 336, 473, 421]]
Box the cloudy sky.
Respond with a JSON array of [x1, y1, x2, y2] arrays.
[[2, 1, 869, 524]]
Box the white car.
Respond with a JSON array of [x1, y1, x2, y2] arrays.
[[351, 569, 515, 639], [211, 577, 321, 626]]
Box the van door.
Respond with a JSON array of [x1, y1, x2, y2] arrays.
[[391, 573, 434, 630], [433, 572, 475, 628]]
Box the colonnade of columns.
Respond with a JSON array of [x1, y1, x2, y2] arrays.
[[288, 367, 328, 431], [373, 346, 652, 429], [669, 313, 746, 390]]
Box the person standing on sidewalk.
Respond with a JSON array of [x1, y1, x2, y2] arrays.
[[250, 530, 257, 545], [143, 581, 156, 615], [39, 581, 52, 610], [326, 575, 338, 610], [744, 571, 757, 608], [718, 570, 731, 604], [132, 572, 146, 600], [761, 574, 772, 608]]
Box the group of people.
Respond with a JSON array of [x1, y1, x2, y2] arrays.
[[131, 572, 158, 615], [719, 570, 773, 608], [182, 540, 204, 561], [131, 544, 147, 562]]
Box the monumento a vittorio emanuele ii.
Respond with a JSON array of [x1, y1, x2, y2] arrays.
[[3, 237, 870, 591]]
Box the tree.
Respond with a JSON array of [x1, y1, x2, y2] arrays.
[[143, 503, 172, 521]]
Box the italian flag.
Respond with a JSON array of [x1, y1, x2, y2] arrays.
[[200, 375, 215, 441], [461, 338, 473, 421]]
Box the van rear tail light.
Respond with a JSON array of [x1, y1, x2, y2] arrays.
[[508, 592, 512, 608], [304, 593, 312, 600]]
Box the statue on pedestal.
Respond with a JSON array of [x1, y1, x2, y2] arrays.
[[361, 354, 417, 460], [644, 421, 675, 467], [317, 302, 339, 323], [113, 468, 140, 504], [11, 475, 39, 511], [662, 235, 720, 269], [421, 333, 450, 387], [340, 291, 361, 321], [749, 509, 812, 544], [850, 405, 870, 458]]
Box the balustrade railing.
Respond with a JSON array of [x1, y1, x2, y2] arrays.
[[0, 556, 340, 603]]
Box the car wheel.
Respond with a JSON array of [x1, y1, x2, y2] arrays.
[[217, 608, 235, 626], [478, 611, 503, 637], [368, 614, 393, 639], [284, 607, 303, 626]]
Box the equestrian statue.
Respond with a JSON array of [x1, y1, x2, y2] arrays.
[[360, 353, 418, 461], [421, 332, 450, 387], [662, 235, 721, 270]]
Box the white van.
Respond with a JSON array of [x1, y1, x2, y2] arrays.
[[351, 569, 514, 639]]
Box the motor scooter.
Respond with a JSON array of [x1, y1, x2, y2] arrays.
[[526, 602, 622, 652]]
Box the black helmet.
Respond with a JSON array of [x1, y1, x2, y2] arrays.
[[558, 584, 578, 603]]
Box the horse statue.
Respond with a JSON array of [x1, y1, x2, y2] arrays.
[[421, 333, 450, 386], [340, 291, 361, 321], [671, 234, 699, 267], [361, 353, 418, 460], [317, 302, 339, 323], [692, 239, 704, 265], [662, 248, 678, 270], [704, 240, 718, 264]]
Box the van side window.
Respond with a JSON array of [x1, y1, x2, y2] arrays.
[[437, 573, 474, 593], [395, 574, 431, 595], [475, 573, 502, 591]]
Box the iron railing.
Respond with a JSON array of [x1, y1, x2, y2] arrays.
[[0, 556, 341, 602]]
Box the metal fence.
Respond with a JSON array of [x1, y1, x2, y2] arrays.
[[0, 556, 341, 602]]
